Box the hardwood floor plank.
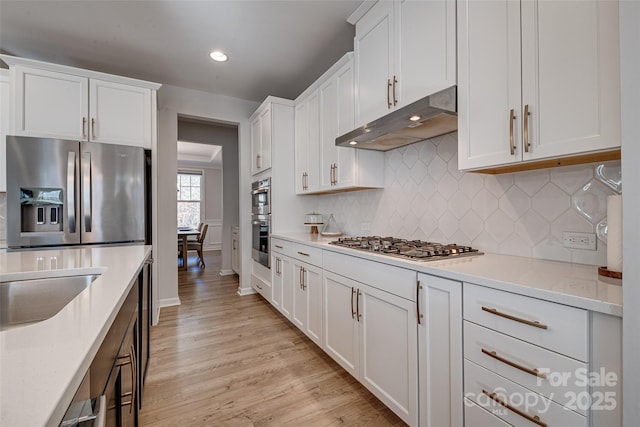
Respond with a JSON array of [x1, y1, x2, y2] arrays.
[[140, 251, 406, 426]]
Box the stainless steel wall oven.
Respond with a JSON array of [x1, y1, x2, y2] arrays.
[[251, 178, 271, 268], [251, 214, 270, 268], [251, 177, 271, 215]]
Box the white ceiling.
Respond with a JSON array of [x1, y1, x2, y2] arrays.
[[0, 0, 360, 102], [177, 140, 222, 166]]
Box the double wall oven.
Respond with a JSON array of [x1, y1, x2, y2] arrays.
[[251, 178, 271, 268]]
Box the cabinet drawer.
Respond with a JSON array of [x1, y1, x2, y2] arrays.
[[271, 238, 322, 267], [464, 360, 587, 427], [252, 274, 272, 302], [464, 321, 588, 415], [464, 283, 588, 361], [323, 249, 416, 301], [464, 398, 511, 427], [291, 243, 322, 267], [271, 237, 291, 256]]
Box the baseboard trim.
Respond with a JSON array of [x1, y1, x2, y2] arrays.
[[219, 269, 236, 276], [159, 297, 181, 308], [237, 286, 256, 296]]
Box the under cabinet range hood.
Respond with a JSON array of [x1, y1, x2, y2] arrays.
[[336, 86, 457, 151]]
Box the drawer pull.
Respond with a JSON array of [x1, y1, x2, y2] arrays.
[[481, 348, 546, 379], [297, 251, 310, 257], [481, 306, 548, 330], [481, 389, 547, 427], [275, 245, 283, 249]]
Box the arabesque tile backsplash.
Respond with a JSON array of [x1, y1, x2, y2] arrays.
[[314, 132, 621, 266]]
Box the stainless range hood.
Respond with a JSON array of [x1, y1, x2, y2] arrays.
[[336, 86, 457, 151]]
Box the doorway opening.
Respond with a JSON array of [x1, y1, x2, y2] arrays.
[[176, 117, 239, 276]]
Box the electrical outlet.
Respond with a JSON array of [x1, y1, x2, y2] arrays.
[[563, 232, 597, 250], [361, 222, 370, 232]]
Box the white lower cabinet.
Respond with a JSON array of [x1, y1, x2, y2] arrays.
[[323, 270, 418, 426], [463, 283, 622, 427], [292, 260, 323, 346], [417, 273, 463, 427], [464, 398, 511, 427]]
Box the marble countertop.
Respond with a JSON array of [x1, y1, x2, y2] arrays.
[[272, 233, 623, 317], [0, 245, 152, 427]]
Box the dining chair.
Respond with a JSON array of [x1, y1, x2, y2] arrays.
[[187, 222, 205, 242], [186, 223, 208, 268]]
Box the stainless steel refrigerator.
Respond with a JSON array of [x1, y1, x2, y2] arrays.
[[6, 136, 146, 249]]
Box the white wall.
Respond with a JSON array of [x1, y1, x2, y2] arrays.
[[156, 84, 258, 308], [620, 0, 640, 423]]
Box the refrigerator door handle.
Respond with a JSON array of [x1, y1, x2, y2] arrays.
[[67, 152, 77, 233], [83, 152, 92, 232]]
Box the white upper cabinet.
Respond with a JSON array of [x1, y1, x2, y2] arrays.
[[14, 66, 88, 141], [250, 97, 292, 176], [89, 79, 152, 147], [352, 0, 456, 127], [250, 106, 273, 175], [294, 90, 320, 191], [394, 0, 457, 108], [458, 0, 621, 172], [0, 70, 10, 192], [354, 0, 395, 126], [294, 53, 384, 195], [2, 55, 159, 149]]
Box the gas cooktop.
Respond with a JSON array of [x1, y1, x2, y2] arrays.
[[328, 236, 483, 262]]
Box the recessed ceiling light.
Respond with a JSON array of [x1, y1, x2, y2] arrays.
[[349, 141, 358, 145], [409, 115, 421, 122], [209, 50, 228, 62]]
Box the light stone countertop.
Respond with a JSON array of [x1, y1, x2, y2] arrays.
[[0, 245, 152, 427], [272, 233, 623, 317]]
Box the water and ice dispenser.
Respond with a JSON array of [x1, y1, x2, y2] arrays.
[[20, 188, 64, 233]]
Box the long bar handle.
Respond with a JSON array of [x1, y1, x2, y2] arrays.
[[297, 251, 310, 257], [392, 75, 398, 106], [275, 244, 283, 249], [509, 109, 516, 155], [481, 306, 548, 330], [256, 154, 261, 170], [416, 281, 423, 325], [83, 152, 92, 232], [481, 348, 546, 379], [387, 79, 392, 108], [91, 118, 96, 139], [82, 117, 87, 139], [524, 104, 530, 153], [129, 343, 136, 414], [299, 266, 304, 289], [351, 287, 356, 319], [481, 389, 547, 427], [67, 152, 76, 233], [356, 289, 362, 321]]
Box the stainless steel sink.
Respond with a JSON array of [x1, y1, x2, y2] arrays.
[[0, 274, 100, 330]]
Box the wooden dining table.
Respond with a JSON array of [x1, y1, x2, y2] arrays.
[[178, 228, 200, 271]]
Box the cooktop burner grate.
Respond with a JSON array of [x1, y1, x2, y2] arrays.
[[328, 236, 483, 261]]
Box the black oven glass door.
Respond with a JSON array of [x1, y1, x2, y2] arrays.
[[251, 215, 270, 268]]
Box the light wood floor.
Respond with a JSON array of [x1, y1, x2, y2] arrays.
[[140, 251, 405, 426]]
